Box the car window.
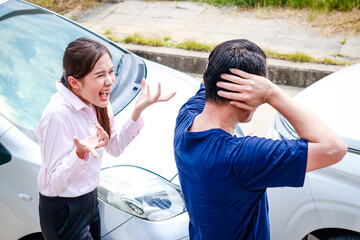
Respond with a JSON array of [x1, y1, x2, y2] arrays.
[[0, 1, 144, 142]]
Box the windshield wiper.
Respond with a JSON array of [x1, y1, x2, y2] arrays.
[[115, 54, 125, 78]]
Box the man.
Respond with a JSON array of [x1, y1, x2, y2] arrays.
[[173, 39, 347, 240]]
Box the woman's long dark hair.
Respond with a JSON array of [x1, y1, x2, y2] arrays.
[[61, 38, 111, 137]]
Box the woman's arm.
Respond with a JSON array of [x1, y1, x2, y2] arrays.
[[105, 79, 175, 157]]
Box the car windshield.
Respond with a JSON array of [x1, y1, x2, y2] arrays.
[[0, 1, 145, 141]]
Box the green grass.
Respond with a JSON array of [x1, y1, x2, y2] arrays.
[[187, 0, 360, 11], [265, 50, 314, 62], [264, 50, 354, 65], [103, 29, 122, 42], [123, 33, 171, 47], [28, 0, 360, 12], [176, 40, 213, 51], [120, 33, 215, 51], [25, 0, 98, 14], [106, 32, 354, 66]]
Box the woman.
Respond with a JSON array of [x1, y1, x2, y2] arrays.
[[36, 37, 175, 240]]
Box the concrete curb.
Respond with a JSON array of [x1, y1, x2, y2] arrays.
[[119, 43, 345, 88]]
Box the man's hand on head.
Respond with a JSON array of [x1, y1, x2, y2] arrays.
[[216, 68, 276, 110]]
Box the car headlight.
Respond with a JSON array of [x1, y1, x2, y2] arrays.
[[98, 165, 186, 221], [268, 113, 299, 140]]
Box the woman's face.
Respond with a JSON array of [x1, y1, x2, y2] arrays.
[[77, 53, 115, 108]]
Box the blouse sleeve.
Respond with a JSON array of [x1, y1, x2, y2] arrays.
[[37, 110, 89, 196], [105, 106, 144, 157]]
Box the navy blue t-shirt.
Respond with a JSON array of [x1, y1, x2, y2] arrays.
[[174, 84, 308, 240]]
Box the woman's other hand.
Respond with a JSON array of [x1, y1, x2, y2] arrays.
[[74, 122, 109, 159]]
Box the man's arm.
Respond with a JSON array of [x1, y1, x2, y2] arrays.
[[217, 68, 347, 172]]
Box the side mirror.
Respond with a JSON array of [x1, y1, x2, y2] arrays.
[[0, 143, 11, 166]]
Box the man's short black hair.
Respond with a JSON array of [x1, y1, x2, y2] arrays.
[[203, 39, 267, 103]]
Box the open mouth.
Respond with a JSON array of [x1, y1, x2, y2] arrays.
[[99, 90, 110, 101]]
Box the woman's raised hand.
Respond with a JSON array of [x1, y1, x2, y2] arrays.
[[73, 122, 109, 159], [132, 78, 176, 121]]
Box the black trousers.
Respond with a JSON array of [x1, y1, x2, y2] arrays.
[[39, 189, 100, 240]]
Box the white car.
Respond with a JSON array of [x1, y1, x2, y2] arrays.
[[0, 0, 197, 239], [268, 63, 360, 240]]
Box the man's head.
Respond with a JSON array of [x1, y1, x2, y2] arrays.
[[203, 39, 267, 104]]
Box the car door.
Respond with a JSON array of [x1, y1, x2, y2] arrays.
[[0, 116, 42, 239], [308, 141, 360, 234]]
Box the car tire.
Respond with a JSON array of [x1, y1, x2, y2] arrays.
[[327, 235, 360, 240], [19, 233, 44, 240]]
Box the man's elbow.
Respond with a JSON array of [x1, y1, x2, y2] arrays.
[[328, 139, 348, 165], [307, 139, 348, 172]]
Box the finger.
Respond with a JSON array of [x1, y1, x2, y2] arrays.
[[229, 68, 253, 79], [95, 124, 105, 138], [140, 78, 146, 93], [152, 82, 161, 101], [96, 137, 108, 149], [97, 131, 104, 142], [97, 130, 107, 142], [220, 73, 248, 85], [229, 101, 254, 111], [102, 132, 109, 145], [95, 122, 104, 131], [73, 136, 81, 146], [95, 122, 106, 136], [96, 123, 109, 139], [94, 122, 103, 137], [90, 148, 99, 158], [217, 90, 246, 102], [96, 141, 106, 149], [157, 91, 176, 102], [217, 81, 246, 93], [146, 81, 151, 99], [96, 131, 109, 148]]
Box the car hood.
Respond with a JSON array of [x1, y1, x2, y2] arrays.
[[294, 63, 360, 150], [101, 59, 200, 181]]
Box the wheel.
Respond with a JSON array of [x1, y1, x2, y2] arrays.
[[327, 235, 360, 240], [19, 233, 44, 240]]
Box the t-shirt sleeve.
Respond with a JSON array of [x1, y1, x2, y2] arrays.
[[175, 83, 205, 132], [178, 83, 205, 118], [229, 136, 308, 191]]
